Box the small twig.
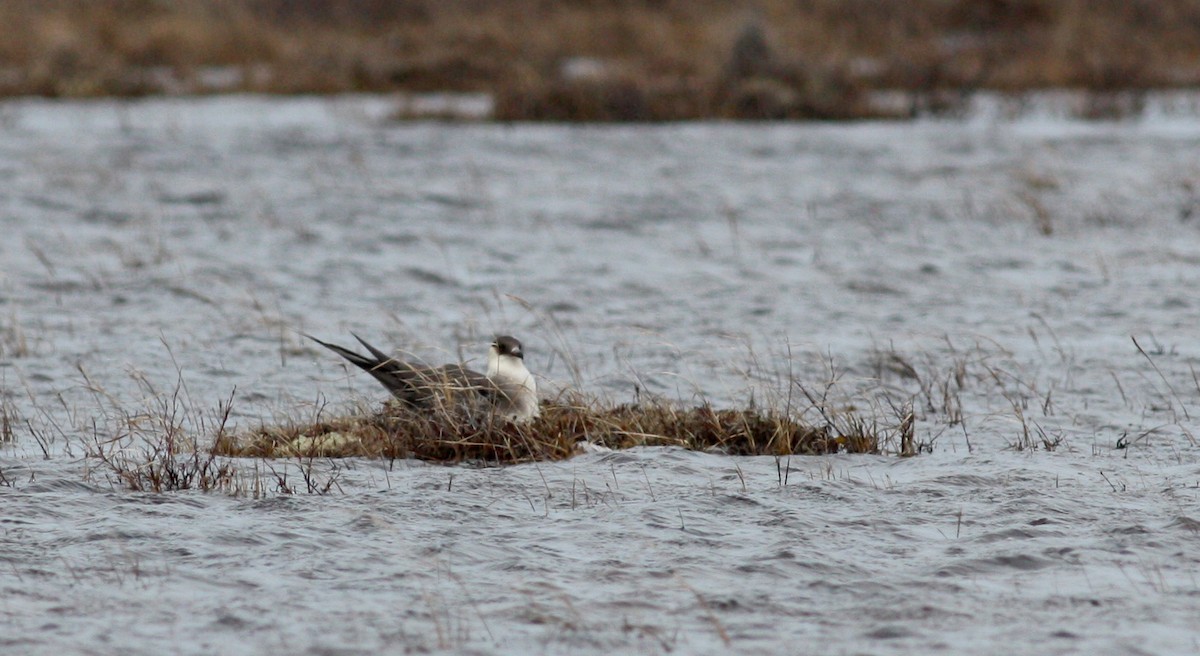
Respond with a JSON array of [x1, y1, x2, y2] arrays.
[[1099, 470, 1119, 493]]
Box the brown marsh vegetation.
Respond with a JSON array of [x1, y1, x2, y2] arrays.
[[215, 394, 890, 462], [20, 322, 1167, 497], [4, 0, 1199, 119], [79, 386, 898, 495], [39, 333, 913, 495]]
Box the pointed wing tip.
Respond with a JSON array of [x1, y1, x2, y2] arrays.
[[303, 333, 339, 350], [351, 333, 394, 362]]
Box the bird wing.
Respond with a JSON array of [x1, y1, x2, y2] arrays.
[[306, 334, 495, 407]]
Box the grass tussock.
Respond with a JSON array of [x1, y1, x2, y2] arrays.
[[215, 395, 881, 464], [2, 1, 1199, 119]]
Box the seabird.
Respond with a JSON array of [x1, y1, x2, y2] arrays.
[[306, 333, 539, 422]]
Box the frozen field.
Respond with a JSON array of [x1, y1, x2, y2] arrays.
[[1, 95, 1199, 654]]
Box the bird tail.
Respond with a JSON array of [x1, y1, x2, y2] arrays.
[[304, 333, 389, 374]]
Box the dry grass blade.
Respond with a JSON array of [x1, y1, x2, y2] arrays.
[[1131, 335, 1190, 422]]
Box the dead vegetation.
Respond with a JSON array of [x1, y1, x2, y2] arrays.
[[216, 392, 883, 463], [3, 1, 1199, 119], [0, 390, 18, 444], [2, 331, 902, 496], [76, 388, 890, 496], [862, 334, 1092, 454], [0, 311, 31, 359], [34, 343, 898, 495], [80, 374, 346, 496], [23, 324, 1190, 496]]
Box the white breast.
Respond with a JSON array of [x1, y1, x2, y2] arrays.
[[488, 352, 539, 420]]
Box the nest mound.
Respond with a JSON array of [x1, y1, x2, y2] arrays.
[[216, 398, 882, 464]]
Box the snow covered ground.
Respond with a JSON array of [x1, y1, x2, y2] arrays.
[[1, 95, 1198, 655]]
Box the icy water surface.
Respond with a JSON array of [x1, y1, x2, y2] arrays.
[[2, 96, 1200, 654]]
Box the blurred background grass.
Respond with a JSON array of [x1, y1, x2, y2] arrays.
[[5, 0, 1198, 119]]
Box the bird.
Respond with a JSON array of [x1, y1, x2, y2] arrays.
[[306, 333, 539, 422]]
